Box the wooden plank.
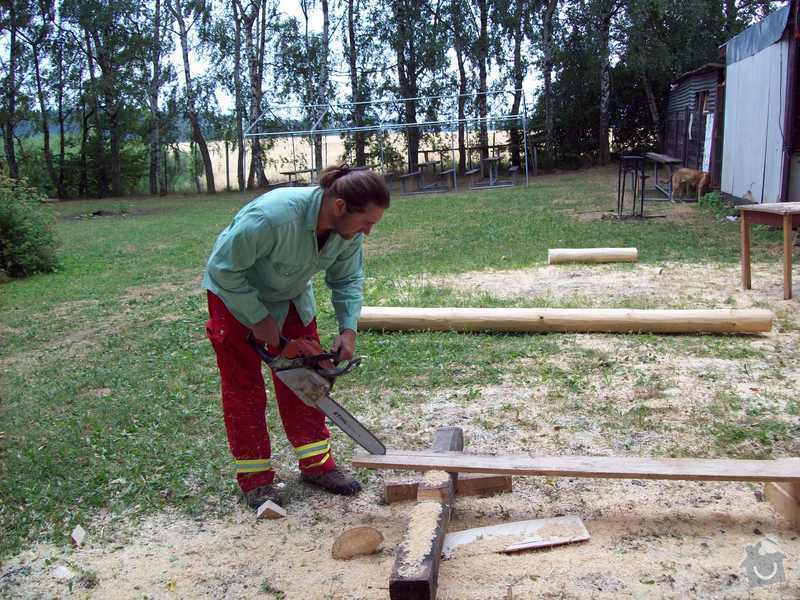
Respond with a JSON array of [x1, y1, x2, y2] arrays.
[[390, 428, 463, 600], [384, 474, 513, 504], [765, 482, 800, 529], [354, 450, 800, 483], [741, 213, 752, 290], [358, 307, 775, 335], [548, 248, 638, 264]]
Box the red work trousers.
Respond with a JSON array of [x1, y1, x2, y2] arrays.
[[206, 291, 336, 492]]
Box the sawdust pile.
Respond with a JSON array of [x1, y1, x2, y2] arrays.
[[397, 501, 443, 576]]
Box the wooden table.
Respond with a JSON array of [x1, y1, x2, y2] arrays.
[[481, 156, 500, 185], [644, 152, 682, 201], [739, 202, 800, 300], [279, 168, 316, 185]]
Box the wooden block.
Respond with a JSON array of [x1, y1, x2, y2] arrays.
[[390, 428, 463, 600], [417, 471, 455, 503], [331, 526, 384, 560], [384, 474, 513, 504], [256, 500, 287, 520], [354, 451, 800, 483], [70, 525, 86, 547], [765, 482, 800, 529]]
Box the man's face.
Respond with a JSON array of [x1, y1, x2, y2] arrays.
[[333, 200, 385, 239]]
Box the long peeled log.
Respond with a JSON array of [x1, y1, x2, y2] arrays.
[[548, 247, 638, 264], [358, 307, 774, 335]]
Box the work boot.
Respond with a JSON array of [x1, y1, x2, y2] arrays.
[[242, 484, 285, 509], [301, 467, 362, 496]]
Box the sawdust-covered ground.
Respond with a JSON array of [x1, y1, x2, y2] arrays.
[[3, 249, 800, 599]]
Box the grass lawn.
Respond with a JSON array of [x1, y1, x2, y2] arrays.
[[1, 166, 798, 561]]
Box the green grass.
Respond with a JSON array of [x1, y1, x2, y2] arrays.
[[0, 167, 795, 558]]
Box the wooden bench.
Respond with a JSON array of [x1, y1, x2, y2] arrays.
[[437, 168, 456, 191], [398, 170, 422, 194], [508, 165, 520, 185], [644, 152, 682, 200]]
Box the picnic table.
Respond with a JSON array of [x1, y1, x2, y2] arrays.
[[418, 160, 442, 187], [480, 156, 500, 186], [739, 202, 800, 299], [644, 152, 682, 201], [279, 168, 316, 185]]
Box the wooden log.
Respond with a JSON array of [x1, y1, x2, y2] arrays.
[[354, 450, 800, 483], [390, 428, 463, 600], [358, 307, 774, 335], [384, 474, 513, 504], [548, 247, 638, 264]]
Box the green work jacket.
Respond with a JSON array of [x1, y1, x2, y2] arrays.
[[202, 186, 364, 333]]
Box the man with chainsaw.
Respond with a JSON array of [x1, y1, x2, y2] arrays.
[[203, 164, 389, 508]]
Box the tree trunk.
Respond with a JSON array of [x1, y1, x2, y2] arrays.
[[314, 0, 329, 175], [233, 0, 246, 191], [451, 1, 467, 174], [239, 0, 267, 189], [477, 0, 489, 162], [171, 0, 216, 193], [31, 42, 61, 197], [598, 9, 612, 165], [542, 0, 558, 157], [393, 0, 418, 172], [642, 73, 661, 148], [56, 19, 68, 197], [346, 0, 366, 166], [724, 0, 737, 36], [149, 0, 163, 196], [508, 6, 524, 168], [84, 30, 109, 197], [5, 0, 19, 178]]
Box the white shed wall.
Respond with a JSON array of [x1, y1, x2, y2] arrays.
[[721, 39, 789, 203]]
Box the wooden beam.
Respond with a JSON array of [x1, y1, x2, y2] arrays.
[[548, 247, 638, 264], [765, 482, 800, 529], [390, 428, 463, 600], [384, 474, 513, 504], [358, 307, 774, 335], [354, 450, 800, 483]]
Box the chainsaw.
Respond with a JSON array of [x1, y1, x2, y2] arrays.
[[247, 333, 386, 455]]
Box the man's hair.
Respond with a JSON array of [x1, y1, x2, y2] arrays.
[[319, 164, 390, 212]]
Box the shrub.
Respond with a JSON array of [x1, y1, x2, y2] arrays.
[[0, 175, 59, 278]]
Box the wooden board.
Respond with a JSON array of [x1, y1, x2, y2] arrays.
[[354, 450, 800, 483], [358, 307, 774, 335], [390, 428, 463, 600], [384, 474, 513, 504], [441, 516, 589, 559]]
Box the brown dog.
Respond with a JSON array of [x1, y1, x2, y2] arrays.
[[671, 168, 711, 201]]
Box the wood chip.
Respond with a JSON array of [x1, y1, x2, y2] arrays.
[[70, 524, 86, 547], [331, 526, 384, 560], [256, 500, 287, 520]]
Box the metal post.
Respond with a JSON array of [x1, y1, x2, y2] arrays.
[[450, 123, 457, 191]]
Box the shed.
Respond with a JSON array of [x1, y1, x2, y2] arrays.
[[664, 63, 725, 182], [720, 1, 800, 204]]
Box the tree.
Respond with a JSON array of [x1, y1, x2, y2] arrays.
[[168, 0, 216, 194]]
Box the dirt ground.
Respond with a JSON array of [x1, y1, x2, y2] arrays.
[[3, 261, 800, 599]]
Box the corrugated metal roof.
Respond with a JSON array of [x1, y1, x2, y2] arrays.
[[670, 63, 724, 86], [668, 72, 719, 113], [722, 3, 790, 65]]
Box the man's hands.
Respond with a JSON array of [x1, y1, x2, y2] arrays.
[[331, 329, 356, 362], [250, 314, 280, 349]]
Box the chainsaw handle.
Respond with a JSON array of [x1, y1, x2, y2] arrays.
[[247, 332, 288, 364]]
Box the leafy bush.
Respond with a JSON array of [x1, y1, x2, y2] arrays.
[[0, 175, 59, 278], [698, 191, 738, 218]]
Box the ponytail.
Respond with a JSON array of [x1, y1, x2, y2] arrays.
[[319, 164, 390, 213]]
